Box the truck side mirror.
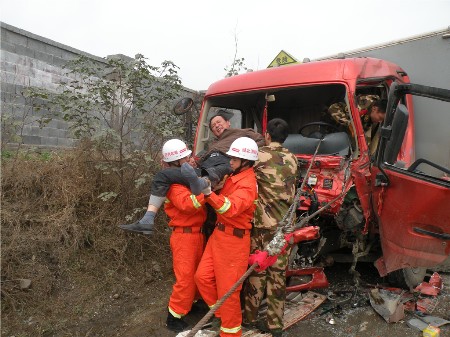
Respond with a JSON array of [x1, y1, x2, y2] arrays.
[[384, 104, 409, 164], [173, 97, 194, 115]]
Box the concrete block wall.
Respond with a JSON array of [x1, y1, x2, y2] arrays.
[[1, 22, 110, 148], [1, 22, 198, 149]]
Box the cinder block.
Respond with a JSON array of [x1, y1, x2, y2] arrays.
[[12, 103, 28, 115], [9, 94, 26, 105], [41, 136, 58, 146], [34, 50, 53, 64], [33, 59, 55, 73], [47, 127, 60, 137], [15, 44, 35, 58], [1, 40, 15, 53], [52, 56, 68, 68], [27, 38, 48, 53], [60, 50, 78, 62], [21, 125, 32, 133], [43, 119, 58, 128], [1, 27, 6, 42], [44, 44, 63, 58], [16, 64, 35, 77], [22, 135, 42, 145], [32, 126, 47, 136], [58, 129, 69, 138], [3, 72, 28, 86], [1, 102, 13, 114], [33, 69, 52, 83], [15, 84, 26, 94], [1, 82, 16, 95], [57, 137, 75, 147], [56, 119, 69, 129], [4, 30, 28, 46], [1, 51, 27, 66], [0, 60, 16, 74], [51, 73, 63, 85], [29, 77, 43, 88]]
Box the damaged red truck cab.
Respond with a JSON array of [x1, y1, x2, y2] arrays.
[[190, 57, 450, 288]]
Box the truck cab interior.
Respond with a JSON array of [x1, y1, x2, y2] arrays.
[[198, 82, 388, 159]]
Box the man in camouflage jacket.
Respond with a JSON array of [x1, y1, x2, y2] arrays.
[[243, 118, 298, 337]]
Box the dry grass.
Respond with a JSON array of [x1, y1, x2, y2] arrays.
[[1, 145, 173, 335]]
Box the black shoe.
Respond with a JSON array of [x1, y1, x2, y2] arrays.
[[256, 321, 283, 337], [242, 321, 257, 330], [190, 299, 209, 314], [118, 221, 154, 235], [166, 312, 189, 332], [202, 316, 220, 329]]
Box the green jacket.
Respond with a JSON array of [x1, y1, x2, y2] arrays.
[[254, 142, 298, 230]]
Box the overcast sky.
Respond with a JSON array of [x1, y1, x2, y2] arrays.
[[1, 0, 449, 90]]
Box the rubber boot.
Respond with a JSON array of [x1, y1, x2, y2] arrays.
[[256, 320, 283, 337], [166, 311, 188, 332]]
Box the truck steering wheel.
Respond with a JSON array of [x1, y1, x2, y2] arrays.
[[299, 122, 340, 139]]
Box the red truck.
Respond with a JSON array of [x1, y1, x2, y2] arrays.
[[178, 57, 450, 289]]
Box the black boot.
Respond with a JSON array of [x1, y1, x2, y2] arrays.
[[166, 311, 188, 332], [256, 320, 283, 337]]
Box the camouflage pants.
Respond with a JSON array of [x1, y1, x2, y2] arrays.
[[243, 228, 289, 330]]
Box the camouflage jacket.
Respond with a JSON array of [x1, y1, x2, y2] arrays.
[[254, 142, 298, 230]]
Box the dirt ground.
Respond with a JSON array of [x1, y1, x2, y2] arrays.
[[5, 262, 447, 337]]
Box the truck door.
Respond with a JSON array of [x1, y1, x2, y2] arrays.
[[373, 83, 450, 278]]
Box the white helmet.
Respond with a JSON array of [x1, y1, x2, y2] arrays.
[[226, 137, 259, 161], [162, 139, 192, 162]]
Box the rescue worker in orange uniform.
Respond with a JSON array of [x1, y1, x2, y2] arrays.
[[192, 136, 259, 337], [161, 139, 208, 333]]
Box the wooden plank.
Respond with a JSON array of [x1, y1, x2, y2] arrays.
[[243, 291, 327, 336]]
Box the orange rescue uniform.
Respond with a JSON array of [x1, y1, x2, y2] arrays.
[[165, 184, 206, 318], [195, 168, 257, 337]]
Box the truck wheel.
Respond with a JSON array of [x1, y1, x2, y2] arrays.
[[388, 267, 427, 289]]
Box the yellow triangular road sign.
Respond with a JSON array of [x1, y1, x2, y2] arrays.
[[267, 50, 298, 68]]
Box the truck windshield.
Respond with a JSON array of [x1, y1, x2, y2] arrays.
[[195, 83, 358, 157]]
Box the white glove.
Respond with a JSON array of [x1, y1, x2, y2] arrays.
[[201, 180, 212, 196]]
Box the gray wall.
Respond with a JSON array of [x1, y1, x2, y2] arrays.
[[0, 22, 198, 149], [318, 29, 450, 172], [1, 22, 109, 147]]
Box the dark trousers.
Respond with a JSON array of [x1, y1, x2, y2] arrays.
[[150, 152, 232, 197]]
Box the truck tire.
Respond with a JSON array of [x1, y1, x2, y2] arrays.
[[388, 267, 427, 289]]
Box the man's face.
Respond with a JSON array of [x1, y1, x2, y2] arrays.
[[370, 106, 386, 124], [210, 116, 231, 137]]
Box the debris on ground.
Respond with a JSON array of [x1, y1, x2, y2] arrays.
[[176, 330, 216, 337], [415, 272, 443, 296], [368, 288, 405, 323]]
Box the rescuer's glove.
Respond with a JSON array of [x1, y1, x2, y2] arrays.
[[201, 180, 212, 196], [248, 250, 278, 272]]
